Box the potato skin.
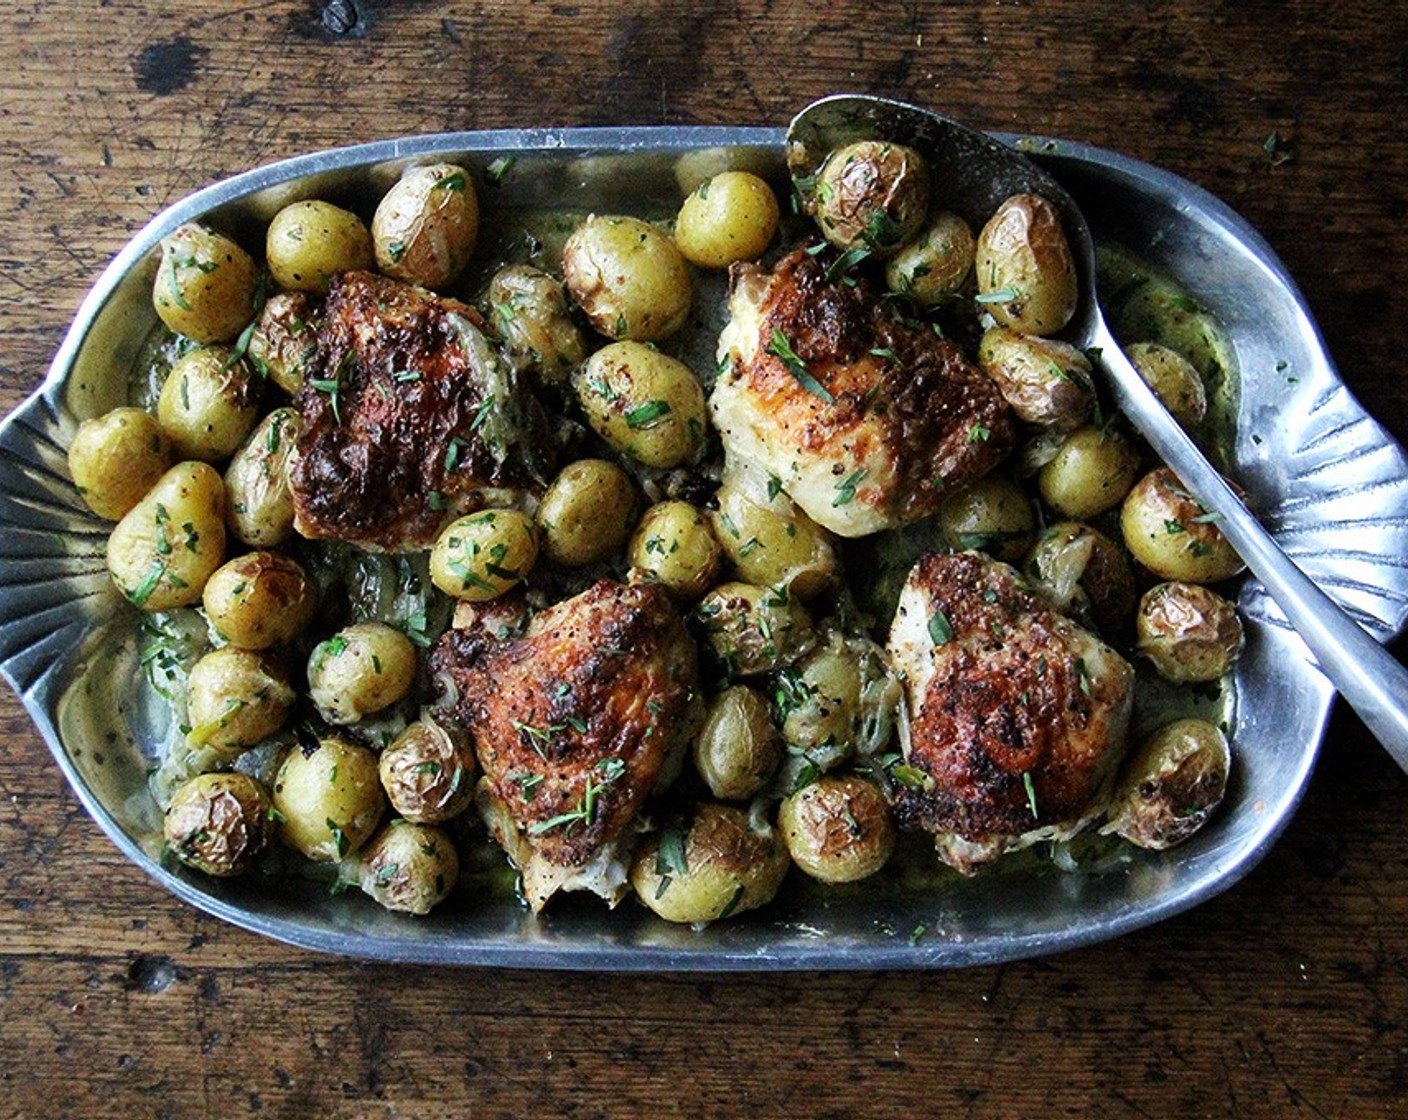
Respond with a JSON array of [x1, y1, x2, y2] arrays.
[[157, 345, 263, 461], [885, 210, 975, 306], [265, 200, 374, 294], [778, 774, 895, 883], [978, 326, 1094, 431], [201, 551, 316, 649], [1126, 341, 1208, 429], [693, 684, 782, 800], [693, 581, 815, 676], [1026, 520, 1137, 636], [378, 718, 477, 824], [185, 646, 296, 756], [811, 140, 929, 256], [535, 459, 637, 567], [674, 171, 780, 268], [371, 162, 479, 289], [561, 215, 693, 341], [307, 621, 419, 725], [163, 771, 272, 877], [107, 461, 227, 610], [1106, 718, 1230, 850], [628, 500, 724, 600], [246, 292, 319, 395], [1121, 467, 1245, 583], [936, 474, 1036, 563], [976, 193, 1078, 336], [152, 222, 259, 344], [1037, 425, 1141, 520], [355, 820, 459, 914], [224, 408, 299, 547], [630, 802, 790, 924], [68, 407, 172, 520], [273, 735, 385, 862], [1136, 580, 1244, 682], [429, 509, 539, 601], [709, 476, 839, 599], [574, 342, 707, 468], [487, 264, 587, 385]]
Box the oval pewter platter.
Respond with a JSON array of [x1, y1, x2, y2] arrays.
[[3, 124, 1407, 971]]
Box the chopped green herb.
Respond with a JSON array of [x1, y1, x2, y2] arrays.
[[928, 607, 954, 645], [1022, 771, 1039, 820], [625, 400, 672, 430], [767, 329, 834, 403], [832, 468, 867, 507], [484, 155, 516, 184]]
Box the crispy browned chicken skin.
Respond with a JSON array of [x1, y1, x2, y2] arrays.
[[711, 247, 1015, 537], [431, 580, 700, 911], [290, 271, 552, 550], [887, 551, 1134, 874]]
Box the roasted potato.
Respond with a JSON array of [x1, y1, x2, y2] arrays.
[[107, 461, 226, 610], [1121, 467, 1245, 583], [156, 345, 262, 461], [573, 342, 707, 468], [163, 771, 273, 877], [265, 200, 374, 293], [978, 326, 1094, 431], [152, 222, 259, 344], [936, 474, 1037, 563], [561, 214, 692, 341], [693, 684, 782, 800], [430, 509, 539, 601], [1105, 718, 1230, 850], [307, 621, 419, 725], [245, 292, 319, 395], [1037, 424, 1141, 520], [693, 581, 815, 676], [778, 774, 895, 883], [378, 717, 477, 824], [710, 473, 839, 598], [201, 551, 316, 649], [628, 500, 725, 599], [273, 735, 385, 862], [1136, 581, 1244, 682], [68, 407, 172, 520], [810, 140, 929, 256], [536, 459, 637, 567], [185, 646, 295, 756], [487, 264, 587, 385], [371, 162, 479, 289], [884, 210, 975, 306], [224, 407, 299, 547], [975, 193, 1078, 335], [354, 820, 459, 914], [1126, 341, 1208, 429], [674, 171, 780, 268]]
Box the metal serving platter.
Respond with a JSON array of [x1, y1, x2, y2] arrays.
[[3, 124, 1406, 970]]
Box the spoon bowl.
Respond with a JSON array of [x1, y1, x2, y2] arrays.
[[788, 94, 1408, 772]]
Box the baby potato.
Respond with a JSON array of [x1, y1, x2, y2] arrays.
[[1105, 718, 1230, 850], [778, 774, 895, 884], [245, 292, 319, 395], [536, 459, 637, 567], [776, 631, 902, 776], [1136, 580, 1244, 682], [273, 735, 385, 862], [1026, 521, 1137, 635], [573, 342, 707, 468], [628, 500, 723, 600], [185, 647, 296, 756], [1121, 467, 1246, 583], [937, 474, 1037, 563], [379, 717, 477, 824], [224, 408, 299, 547], [157, 345, 263, 461], [152, 222, 259, 344], [265, 200, 374, 294], [1037, 424, 1141, 519], [561, 215, 692, 342], [354, 820, 459, 915], [630, 802, 790, 924], [68, 407, 172, 520], [693, 684, 782, 800], [107, 461, 226, 610], [307, 621, 418, 725], [710, 475, 839, 599], [1126, 341, 1208, 429], [884, 210, 975, 306], [371, 162, 478, 288], [978, 326, 1094, 431], [674, 171, 780, 268], [202, 551, 316, 649], [810, 140, 929, 256], [693, 581, 815, 677], [976, 193, 1078, 336], [430, 509, 539, 601], [487, 264, 587, 385], [163, 771, 273, 877]]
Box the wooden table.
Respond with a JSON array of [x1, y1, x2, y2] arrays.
[[2, 2, 1405, 1116]]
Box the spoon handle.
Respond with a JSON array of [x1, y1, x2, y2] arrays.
[[1092, 314, 1408, 773]]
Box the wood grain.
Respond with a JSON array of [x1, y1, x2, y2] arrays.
[[1, 2, 1406, 1117]]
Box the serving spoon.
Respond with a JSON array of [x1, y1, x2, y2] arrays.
[[787, 93, 1408, 774]]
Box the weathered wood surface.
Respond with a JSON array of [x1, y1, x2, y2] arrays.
[[1, 2, 1405, 1117]]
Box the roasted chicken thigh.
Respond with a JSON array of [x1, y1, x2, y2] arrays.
[[290, 271, 552, 550], [711, 248, 1015, 537], [886, 551, 1134, 874], [431, 580, 700, 911]]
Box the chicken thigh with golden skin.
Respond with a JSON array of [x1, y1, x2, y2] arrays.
[[886, 551, 1134, 874], [711, 248, 1015, 537], [290, 271, 552, 551], [431, 580, 700, 911]]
